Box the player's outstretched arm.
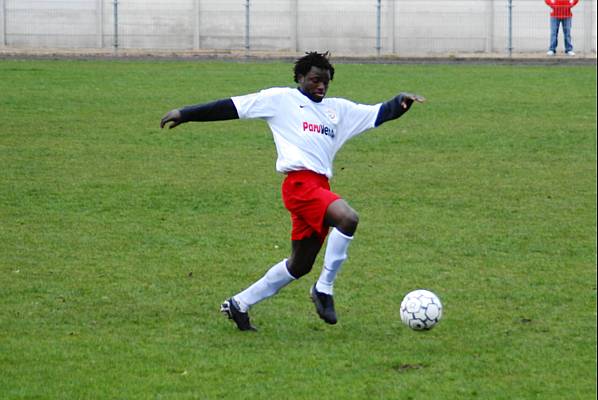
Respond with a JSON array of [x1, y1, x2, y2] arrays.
[[374, 92, 425, 127], [160, 98, 239, 129]]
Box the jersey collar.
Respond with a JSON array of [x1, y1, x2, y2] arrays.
[[297, 88, 324, 103]]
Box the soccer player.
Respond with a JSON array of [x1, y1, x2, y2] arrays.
[[160, 52, 424, 331]]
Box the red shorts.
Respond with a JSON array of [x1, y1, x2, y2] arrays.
[[281, 170, 341, 243]]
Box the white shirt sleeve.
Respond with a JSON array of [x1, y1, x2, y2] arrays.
[[231, 88, 286, 120], [336, 99, 382, 140]]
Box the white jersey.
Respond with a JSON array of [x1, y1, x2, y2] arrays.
[[231, 87, 381, 178]]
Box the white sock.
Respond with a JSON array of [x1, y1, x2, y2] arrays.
[[234, 259, 295, 312], [316, 228, 353, 295]]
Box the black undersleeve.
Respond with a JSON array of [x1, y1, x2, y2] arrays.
[[179, 98, 239, 122], [374, 94, 412, 127]]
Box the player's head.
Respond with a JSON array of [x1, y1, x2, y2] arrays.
[[294, 51, 335, 102]]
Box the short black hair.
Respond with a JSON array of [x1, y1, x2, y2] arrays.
[[293, 51, 335, 83]]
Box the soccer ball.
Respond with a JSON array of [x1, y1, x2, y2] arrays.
[[400, 289, 443, 330]]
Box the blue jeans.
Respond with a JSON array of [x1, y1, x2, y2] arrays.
[[549, 17, 573, 52]]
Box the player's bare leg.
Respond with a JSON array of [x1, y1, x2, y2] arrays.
[[286, 235, 323, 278], [325, 199, 359, 237]]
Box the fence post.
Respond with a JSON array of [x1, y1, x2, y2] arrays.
[[290, 0, 298, 52], [389, 0, 396, 54], [193, 0, 200, 50], [376, 0, 382, 56], [582, 0, 593, 54], [244, 0, 250, 53], [0, 0, 6, 47], [96, 0, 104, 48], [507, 0, 513, 56], [485, 0, 494, 53], [113, 0, 119, 51]]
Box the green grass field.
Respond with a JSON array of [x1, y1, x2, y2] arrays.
[[0, 59, 596, 399]]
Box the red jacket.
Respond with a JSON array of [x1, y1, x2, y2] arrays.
[[545, 0, 579, 18]]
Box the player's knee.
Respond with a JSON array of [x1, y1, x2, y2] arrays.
[[286, 257, 313, 279], [338, 210, 359, 236]]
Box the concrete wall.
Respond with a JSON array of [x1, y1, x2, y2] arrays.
[[1, 0, 596, 56]]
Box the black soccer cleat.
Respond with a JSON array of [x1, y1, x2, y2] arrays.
[[220, 297, 257, 332], [310, 285, 338, 325]]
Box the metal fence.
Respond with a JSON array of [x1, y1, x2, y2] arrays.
[[0, 0, 596, 56]]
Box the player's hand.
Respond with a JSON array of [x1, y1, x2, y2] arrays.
[[400, 93, 426, 109], [160, 109, 183, 129]]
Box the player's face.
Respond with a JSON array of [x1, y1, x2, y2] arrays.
[[298, 66, 331, 102]]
